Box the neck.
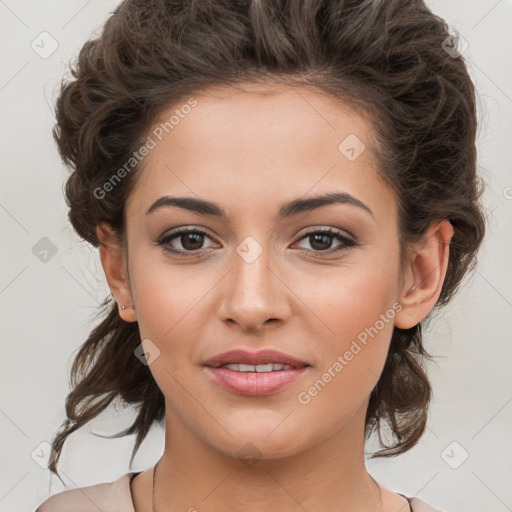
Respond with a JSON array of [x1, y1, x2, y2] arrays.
[[152, 400, 382, 512]]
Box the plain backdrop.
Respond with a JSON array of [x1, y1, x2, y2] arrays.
[[0, 1, 511, 511]]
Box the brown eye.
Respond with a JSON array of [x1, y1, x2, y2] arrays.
[[294, 228, 357, 254], [157, 227, 217, 255]]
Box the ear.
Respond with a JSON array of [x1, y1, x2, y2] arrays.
[[394, 219, 454, 329], [96, 222, 137, 323]]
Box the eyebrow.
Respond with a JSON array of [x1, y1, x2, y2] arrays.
[[146, 191, 373, 219]]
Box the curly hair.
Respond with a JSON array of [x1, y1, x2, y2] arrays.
[[47, 0, 486, 482]]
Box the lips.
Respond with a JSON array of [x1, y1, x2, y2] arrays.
[[203, 348, 310, 396], [203, 348, 309, 369]]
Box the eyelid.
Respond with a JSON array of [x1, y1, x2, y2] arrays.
[[156, 225, 358, 256], [158, 225, 215, 240], [298, 225, 356, 242], [292, 226, 358, 254]]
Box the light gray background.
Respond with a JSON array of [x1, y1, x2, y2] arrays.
[[1, 1, 511, 511]]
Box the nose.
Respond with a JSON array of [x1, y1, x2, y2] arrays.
[[217, 241, 292, 333]]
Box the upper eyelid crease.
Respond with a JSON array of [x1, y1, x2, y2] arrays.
[[157, 227, 358, 255], [146, 191, 374, 220]]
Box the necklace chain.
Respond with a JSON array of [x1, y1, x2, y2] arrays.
[[152, 455, 161, 512], [152, 457, 382, 512]]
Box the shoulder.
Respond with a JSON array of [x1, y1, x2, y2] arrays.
[[409, 495, 444, 512], [34, 472, 136, 512]]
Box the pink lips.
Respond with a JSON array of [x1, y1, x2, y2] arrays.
[[203, 348, 310, 396], [203, 348, 308, 368]]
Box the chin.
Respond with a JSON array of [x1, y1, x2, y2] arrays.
[[203, 422, 315, 463]]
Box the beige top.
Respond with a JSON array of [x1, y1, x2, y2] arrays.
[[34, 472, 443, 512]]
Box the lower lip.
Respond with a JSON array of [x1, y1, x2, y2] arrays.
[[204, 366, 310, 396]]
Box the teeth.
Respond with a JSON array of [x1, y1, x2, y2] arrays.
[[222, 363, 295, 372]]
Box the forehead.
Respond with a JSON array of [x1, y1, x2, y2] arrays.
[[126, 82, 395, 222], [149, 82, 375, 160]]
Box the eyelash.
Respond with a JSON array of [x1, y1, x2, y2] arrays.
[[156, 226, 358, 258]]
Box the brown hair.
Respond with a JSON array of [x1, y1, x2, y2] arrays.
[[48, 0, 486, 482]]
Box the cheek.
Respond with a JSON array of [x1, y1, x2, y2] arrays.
[[129, 255, 214, 342], [292, 251, 399, 397], [295, 253, 399, 348], [128, 259, 210, 404], [293, 288, 396, 444]]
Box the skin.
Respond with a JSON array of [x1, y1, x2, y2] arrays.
[[97, 83, 453, 512]]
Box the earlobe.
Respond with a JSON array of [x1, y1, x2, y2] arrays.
[[96, 223, 137, 323], [394, 219, 453, 329]]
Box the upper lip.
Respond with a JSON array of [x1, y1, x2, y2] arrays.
[[203, 349, 309, 369]]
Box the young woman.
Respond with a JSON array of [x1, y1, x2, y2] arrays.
[[35, 0, 485, 511]]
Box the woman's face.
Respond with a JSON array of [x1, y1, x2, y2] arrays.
[[121, 83, 407, 458]]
